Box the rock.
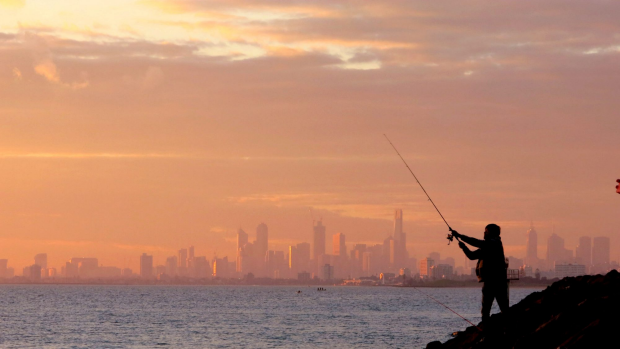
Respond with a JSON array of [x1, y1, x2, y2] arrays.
[[426, 270, 620, 349], [426, 340, 442, 348]]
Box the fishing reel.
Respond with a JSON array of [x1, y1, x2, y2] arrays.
[[447, 228, 460, 245], [447, 233, 454, 245]]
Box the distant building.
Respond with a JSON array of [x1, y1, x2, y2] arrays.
[[333, 233, 346, 258], [296, 243, 311, 273], [255, 223, 269, 264], [140, 253, 153, 278], [0, 259, 7, 278], [362, 252, 372, 276], [24, 264, 42, 281], [399, 267, 411, 278], [192, 256, 210, 278], [547, 234, 572, 264], [212, 256, 229, 278], [288, 245, 298, 273], [34, 253, 48, 271], [322, 264, 334, 280], [47, 268, 57, 278], [312, 220, 326, 260], [178, 249, 188, 269], [166, 256, 178, 276], [188, 246, 195, 268], [526, 223, 538, 263], [575, 237, 592, 267], [236, 229, 248, 273], [430, 264, 453, 279], [392, 209, 407, 268], [507, 256, 524, 269], [592, 237, 610, 265], [419, 258, 435, 278], [555, 263, 586, 278], [298, 271, 311, 281]]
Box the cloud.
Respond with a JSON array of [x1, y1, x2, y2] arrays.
[[0, 152, 189, 159], [12, 67, 22, 81], [34, 59, 60, 83], [0, 0, 25, 9], [22, 31, 90, 89]]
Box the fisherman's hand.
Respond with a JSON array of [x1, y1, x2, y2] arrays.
[[458, 241, 466, 249], [450, 229, 460, 238]]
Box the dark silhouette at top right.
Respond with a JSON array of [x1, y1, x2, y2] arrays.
[[451, 224, 508, 323]]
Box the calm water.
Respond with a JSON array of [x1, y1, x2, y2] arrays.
[[0, 285, 540, 348]]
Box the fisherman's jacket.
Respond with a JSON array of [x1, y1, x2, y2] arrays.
[[460, 235, 508, 283]]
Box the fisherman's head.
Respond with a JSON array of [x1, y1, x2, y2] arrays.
[[484, 224, 501, 239]]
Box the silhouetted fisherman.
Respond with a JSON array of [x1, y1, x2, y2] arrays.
[[451, 224, 508, 322]]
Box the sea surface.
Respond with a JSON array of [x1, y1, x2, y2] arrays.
[[0, 285, 541, 348]]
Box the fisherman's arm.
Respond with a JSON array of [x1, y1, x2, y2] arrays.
[[451, 230, 485, 248], [458, 242, 482, 260]]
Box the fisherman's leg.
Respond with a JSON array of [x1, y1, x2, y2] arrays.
[[481, 282, 494, 321], [496, 281, 509, 313]]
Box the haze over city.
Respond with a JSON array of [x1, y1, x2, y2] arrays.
[[1, 0, 618, 274]]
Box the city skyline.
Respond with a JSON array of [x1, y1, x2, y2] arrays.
[[1, 213, 616, 279]]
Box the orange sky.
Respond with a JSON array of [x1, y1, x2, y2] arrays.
[[1, 0, 619, 272]]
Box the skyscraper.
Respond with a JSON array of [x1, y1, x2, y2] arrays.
[[255, 223, 268, 261], [526, 224, 538, 262], [188, 245, 195, 268], [296, 242, 311, 272], [140, 253, 153, 278], [312, 220, 326, 260], [288, 245, 297, 273], [0, 259, 7, 278], [178, 248, 188, 268], [237, 229, 248, 251], [392, 209, 407, 267], [333, 233, 346, 258], [575, 237, 592, 266], [34, 253, 48, 270], [166, 256, 178, 276], [394, 209, 403, 237], [547, 233, 572, 264], [236, 229, 248, 273], [592, 237, 610, 266]]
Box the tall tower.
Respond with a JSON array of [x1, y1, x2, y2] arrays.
[[312, 220, 326, 260], [178, 248, 188, 268], [34, 253, 48, 270], [394, 209, 403, 238], [392, 209, 407, 267], [255, 223, 268, 261], [526, 223, 538, 262], [0, 259, 7, 278], [188, 246, 195, 268], [236, 229, 249, 273], [575, 237, 592, 266], [546, 233, 565, 264], [237, 229, 248, 251], [139, 253, 153, 278], [333, 233, 346, 258], [592, 237, 610, 265]]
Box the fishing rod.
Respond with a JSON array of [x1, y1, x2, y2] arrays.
[[384, 134, 480, 331], [383, 134, 458, 245]]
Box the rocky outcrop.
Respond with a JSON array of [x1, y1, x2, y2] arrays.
[[427, 270, 620, 348]]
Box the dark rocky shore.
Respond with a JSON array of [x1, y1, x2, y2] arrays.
[[426, 269, 620, 349]]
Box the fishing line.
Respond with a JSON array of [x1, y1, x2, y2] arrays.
[[384, 134, 479, 331], [411, 287, 480, 330]]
